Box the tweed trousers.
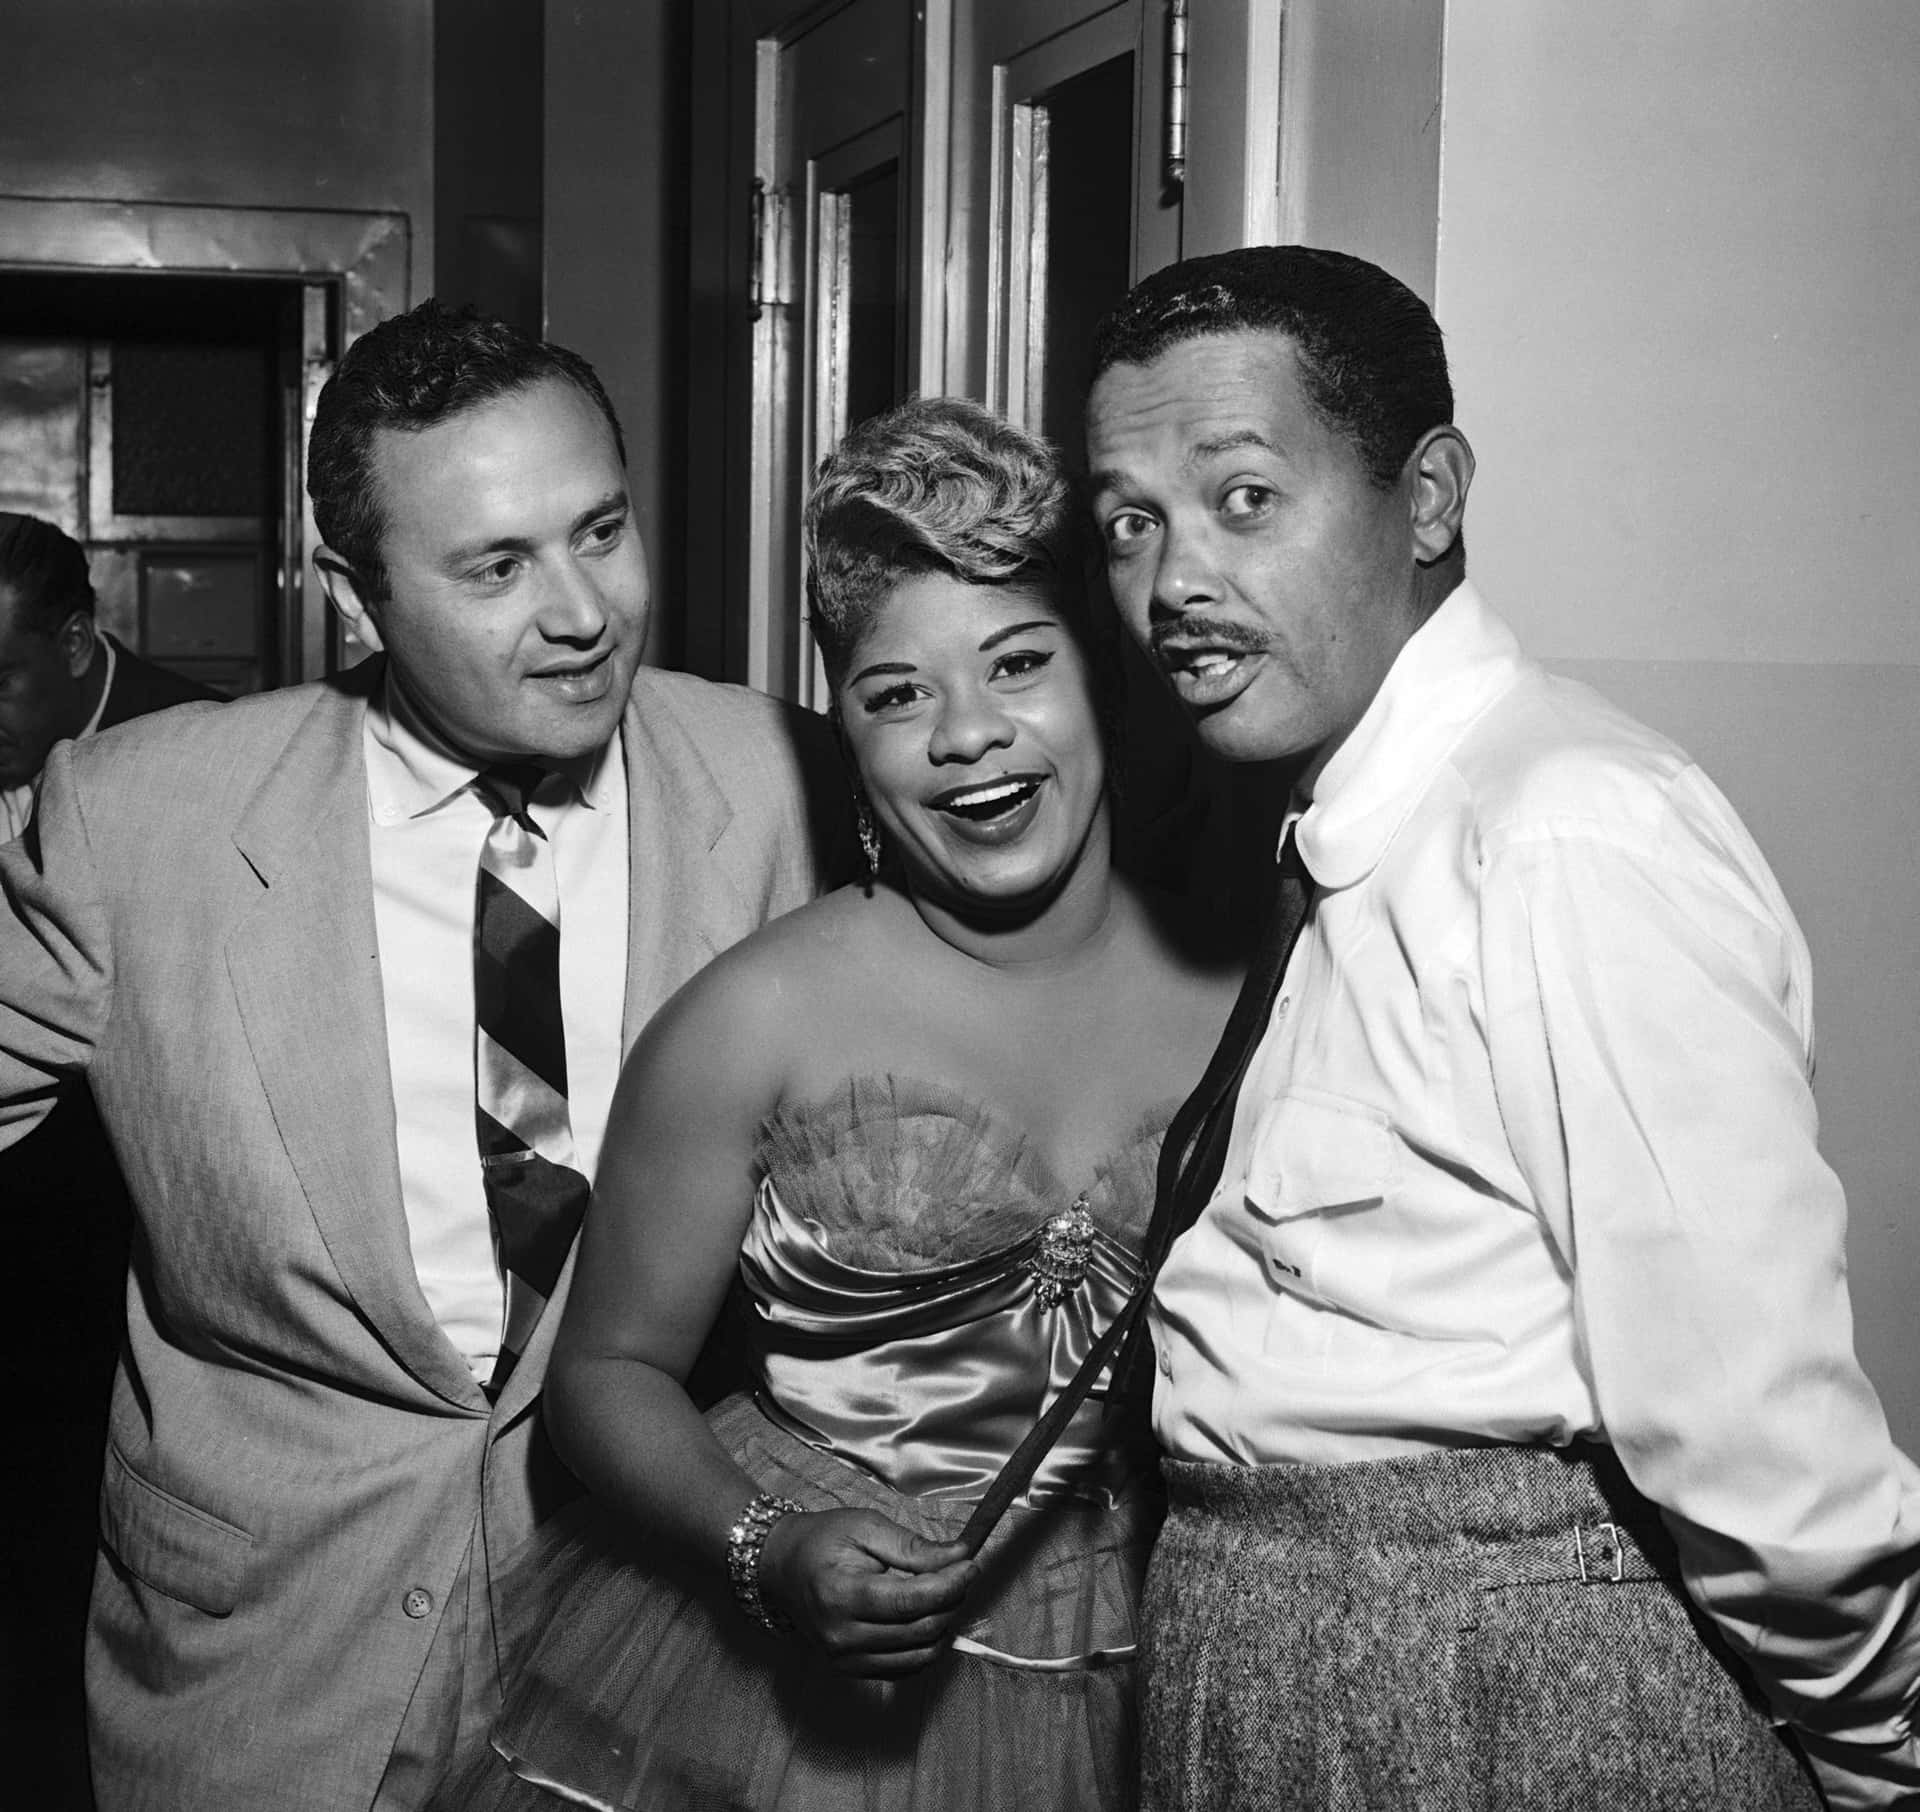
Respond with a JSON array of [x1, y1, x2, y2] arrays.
[[1140, 1443, 1823, 1812]]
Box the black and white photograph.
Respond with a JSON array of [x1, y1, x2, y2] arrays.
[[2, 4, 1916, 1809]]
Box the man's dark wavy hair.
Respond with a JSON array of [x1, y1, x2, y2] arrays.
[[307, 298, 626, 600], [0, 512, 94, 634], [1090, 246, 1452, 489]]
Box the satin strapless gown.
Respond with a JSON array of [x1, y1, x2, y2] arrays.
[[433, 1077, 1169, 1812]]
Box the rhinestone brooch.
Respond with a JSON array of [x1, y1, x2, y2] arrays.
[[1028, 1193, 1096, 1309]]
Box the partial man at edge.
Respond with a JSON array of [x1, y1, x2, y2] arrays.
[[0, 511, 223, 1806]]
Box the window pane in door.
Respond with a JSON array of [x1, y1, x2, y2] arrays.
[[843, 159, 902, 433], [112, 339, 273, 517], [1038, 53, 1134, 460]]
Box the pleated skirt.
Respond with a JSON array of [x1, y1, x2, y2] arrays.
[[1141, 1442, 1823, 1812]]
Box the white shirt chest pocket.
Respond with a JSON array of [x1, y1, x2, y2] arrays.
[[1241, 1092, 1402, 1317]]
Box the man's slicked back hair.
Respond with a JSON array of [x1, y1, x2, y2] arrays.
[[307, 298, 626, 599], [0, 512, 95, 634], [1090, 246, 1453, 489], [805, 396, 1095, 677]]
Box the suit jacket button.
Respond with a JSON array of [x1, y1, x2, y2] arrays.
[[402, 1587, 434, 1619]]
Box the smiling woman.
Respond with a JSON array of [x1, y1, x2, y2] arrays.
[[838, 571, 1107, 928], [428, 398, 1245, 1812], [809, 397, 1123, 959]]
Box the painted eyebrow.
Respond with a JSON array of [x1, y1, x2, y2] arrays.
[[848, 618, 1059, 686], [848, 659, 915, 686], [440, 490, 630, 572], [980, 618, 1059, 651]]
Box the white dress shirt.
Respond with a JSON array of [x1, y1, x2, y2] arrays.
[[365, 679, 628, 1381], [1152, 582, 1920, 1804], [1, 634, 115, 842]]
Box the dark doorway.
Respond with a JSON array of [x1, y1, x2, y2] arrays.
[[0, 269, 324, 695], [842, 158, 905, 436], [1035, 52, 1135, 462]]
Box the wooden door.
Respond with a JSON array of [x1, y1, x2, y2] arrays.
[[692, 0, 1287, 699], [942, 0, 1184, 452], [741, 0, 921, 706]]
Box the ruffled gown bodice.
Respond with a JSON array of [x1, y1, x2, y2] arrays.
[[744, 1076, 1165, 1505]]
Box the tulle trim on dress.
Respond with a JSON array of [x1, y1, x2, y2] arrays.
[[753, 1074, 1170, 1270], [435, 1395, 1159, 1812]]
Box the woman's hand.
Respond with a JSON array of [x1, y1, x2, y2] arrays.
[[757, 1508, 977, 1677]]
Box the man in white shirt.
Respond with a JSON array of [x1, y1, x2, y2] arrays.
[[1086, 246, 1919, 1811], [0, 302, 846, 1810]]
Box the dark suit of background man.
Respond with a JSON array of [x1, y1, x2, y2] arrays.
[[0, 510, 218, 838], [1085, 247, 1920, 1811], [0, 511, 220, 1809], [0, 303, 847, 1810]]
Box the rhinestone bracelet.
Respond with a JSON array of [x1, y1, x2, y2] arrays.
[[726, 1491, 805, 1634]]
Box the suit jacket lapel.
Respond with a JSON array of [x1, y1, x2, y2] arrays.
[[227, 668, 485, 1412], [615, 672, 743, 1050]]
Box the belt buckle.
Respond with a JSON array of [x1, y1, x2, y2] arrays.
[[1575, 1519, 1623, 1584]]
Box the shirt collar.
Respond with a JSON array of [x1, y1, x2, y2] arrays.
[[1291, 580, 1526, 890], [364, 669, 621, 824]]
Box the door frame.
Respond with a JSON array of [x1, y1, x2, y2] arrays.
[[0, 196, 409, 683], [683, 0, 1306, 692], [984, 2, 1142, 426], [689, 0, 947, 694]]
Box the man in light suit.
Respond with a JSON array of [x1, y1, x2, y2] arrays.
[[0, 301, 847, 1810]]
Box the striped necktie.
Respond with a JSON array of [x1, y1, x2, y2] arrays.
[[472, 763, 590, 1398]]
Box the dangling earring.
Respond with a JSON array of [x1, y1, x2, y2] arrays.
[[828, 702, 883, 887]]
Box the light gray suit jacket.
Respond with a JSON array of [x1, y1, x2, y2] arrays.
[[0, 657, 847, 1810]]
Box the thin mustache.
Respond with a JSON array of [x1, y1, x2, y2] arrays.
[[1150, 619, 1270, 659]]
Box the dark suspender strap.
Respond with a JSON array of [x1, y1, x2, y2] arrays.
[[955, 837, 1314, 1558], [956, 1289, 1150, 1555]]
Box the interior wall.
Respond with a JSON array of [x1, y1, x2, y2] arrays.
[[435, 0, 543, 333], [1433, 3, 1920, 1445], [1, 0, 434, 288], [1267, 0, 1445, 304], [544, 0, 691, 672]]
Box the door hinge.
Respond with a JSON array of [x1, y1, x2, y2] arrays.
[[1165, 0, 1190, 188], [749, 178, 794, 317]]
